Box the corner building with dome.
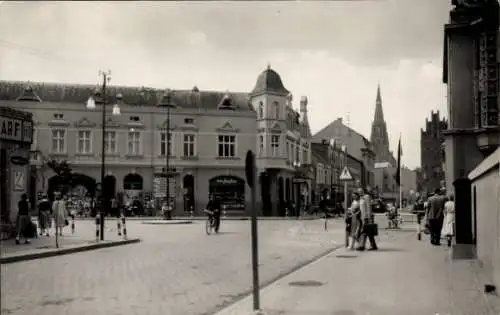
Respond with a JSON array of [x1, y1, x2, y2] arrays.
[[0, 66, 312, 216]]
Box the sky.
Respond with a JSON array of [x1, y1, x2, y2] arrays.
[[0, 0, 451, 169]]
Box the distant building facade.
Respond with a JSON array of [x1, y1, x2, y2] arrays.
[[313, 117, 375, 189], [420, 110, 447, 195], [311, 140, 347, 204], [370, 85, 396, 166]]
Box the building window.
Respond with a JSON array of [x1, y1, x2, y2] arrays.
[[259, 135, 264, 156], [302, 147, 307, 164], [273, 101, 279, 120], [160, 132, 173, 157], [258, 102, 264, 119], [271, 135, 280, 157], [183, 134, 195, 157], [184, 118, 194, 124], [128, 131, 141, 155], [218, 135, 236, 157], [51, 129, 66, 153], [77, 130, 92, 154], [295, 144, 300, 163], [104, 131, 117, 154]]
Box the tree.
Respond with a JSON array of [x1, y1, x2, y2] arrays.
[[46, 159, 74, 195]]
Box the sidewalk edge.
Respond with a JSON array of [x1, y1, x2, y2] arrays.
[[205, 243, 344, 315], [0, 238, 141, 265]]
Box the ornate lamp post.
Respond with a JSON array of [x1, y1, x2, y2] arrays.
[[157, 89, 172, 219], [86, 70, 122, 240]]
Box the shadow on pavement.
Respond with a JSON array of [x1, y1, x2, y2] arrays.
[[374, 248, 405, 252]]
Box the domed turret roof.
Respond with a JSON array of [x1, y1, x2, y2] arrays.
[[251, 65, 290, 96]]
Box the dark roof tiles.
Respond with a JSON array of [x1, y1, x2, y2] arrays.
[[0, 80, 254, 112], [251, 66, 290, 96]]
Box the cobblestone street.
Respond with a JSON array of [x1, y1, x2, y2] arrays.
[[1, 219, 345, 315]]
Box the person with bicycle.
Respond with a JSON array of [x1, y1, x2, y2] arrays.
[[205, 194, 221, 232]]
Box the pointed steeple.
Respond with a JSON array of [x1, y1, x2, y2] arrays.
[[371, 83, 393, 164], [374, 83, 384, 122]]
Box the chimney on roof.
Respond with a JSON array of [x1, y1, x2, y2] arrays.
[[337, 117, 343, 124]]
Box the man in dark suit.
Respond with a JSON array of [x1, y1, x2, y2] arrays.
[[426, 188, 447, 245]]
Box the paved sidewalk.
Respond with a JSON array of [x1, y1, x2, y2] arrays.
[[1, 219, 139, 264], [216, 232, 500, 315]]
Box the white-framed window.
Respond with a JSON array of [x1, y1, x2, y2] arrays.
[[302, 147, 308, 164], [104, 131, 117, 154], [218, 135, 236, 157], [289, 142, 294, 162], [160, 132, 173, 156], [183, 134, 196, 157], [259, 135, 264, 156], [258, 102, 264, 119], [51, 129, 66, 153], [273, 101, 279, 120], [295, 144, 300, 163], [77, 130, 92, 154], [271, 135, 280, 157], [128, 131, 141, 155]]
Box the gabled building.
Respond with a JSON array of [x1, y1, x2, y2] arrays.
[[313, 117, 375, 189], [311, 140, 347, 204]]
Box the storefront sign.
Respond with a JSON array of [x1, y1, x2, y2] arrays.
[[215, 177, 239, 185], [10, 155, 29, 166], [0, 116, 33, 143]]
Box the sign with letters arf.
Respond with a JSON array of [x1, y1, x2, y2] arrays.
[[0, 116, 33, 143]]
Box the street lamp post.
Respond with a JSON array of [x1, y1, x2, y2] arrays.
[[158, 89, 172, 219], [86, 70, 121, 240], [293, 161, 301, 218]]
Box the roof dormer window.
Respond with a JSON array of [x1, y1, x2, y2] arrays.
[[218, 91, 235, 110]]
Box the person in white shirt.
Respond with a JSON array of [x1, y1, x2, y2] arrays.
[[357, 188, 378, 251], [441, 195, 455, 247], [346, 192, 362, 250]]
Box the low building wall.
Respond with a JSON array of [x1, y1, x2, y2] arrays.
[[469, 148, 500, 289]]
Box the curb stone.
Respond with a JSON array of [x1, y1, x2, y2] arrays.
[[141, 220, 193, 225], [0, 238, 141, 264]]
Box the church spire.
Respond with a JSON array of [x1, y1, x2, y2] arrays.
[[374, 83, 384, 122]]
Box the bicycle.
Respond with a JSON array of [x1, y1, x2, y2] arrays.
[[203, 209, 218, 235]]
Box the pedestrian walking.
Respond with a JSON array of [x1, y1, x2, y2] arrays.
[[52, 193, 69, 237], [441, 194, 455, 247], [38, 194, 51, 237], [356, 188, 378, 251], [15, 194, 32, 245], [426, 188, 447, 246], [346, 192, 361, 250]]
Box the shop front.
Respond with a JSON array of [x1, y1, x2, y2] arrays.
[[208, 175, 245, 214], [0, 107, 33, 227]]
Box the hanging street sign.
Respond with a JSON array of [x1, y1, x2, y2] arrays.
[[339, 166, 353, 181]]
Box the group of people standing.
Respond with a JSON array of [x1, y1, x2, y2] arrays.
[[346, 188, 378, 251], [15, 193, 71, 245], [424, 188, 455, 246]]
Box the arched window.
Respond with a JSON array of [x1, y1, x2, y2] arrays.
[[273, 101, 279, 120], [258, 102, 264, 119]]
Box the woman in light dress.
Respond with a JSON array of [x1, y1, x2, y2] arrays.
[[441, 194, 455, 247], [52, 193, 69, 236], [346, 192, 362, 250]]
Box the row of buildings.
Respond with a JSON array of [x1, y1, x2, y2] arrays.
[[0, 66, 416, 222]]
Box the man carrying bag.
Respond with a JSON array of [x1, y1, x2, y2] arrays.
[[356, 188, 378, 251]]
